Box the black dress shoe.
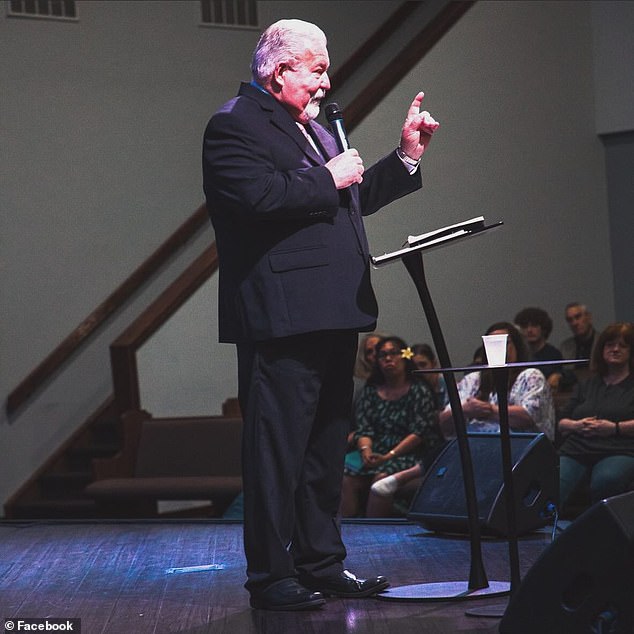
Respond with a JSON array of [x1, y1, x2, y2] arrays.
[[249, 578, 326, 611], [301, 570, 389, 598]]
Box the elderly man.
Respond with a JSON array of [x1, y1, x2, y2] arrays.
[[202, 19, 439, 611], [561, 303, 598, 365]]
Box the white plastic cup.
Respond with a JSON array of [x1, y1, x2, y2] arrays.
[[482, 334, 508, 366]]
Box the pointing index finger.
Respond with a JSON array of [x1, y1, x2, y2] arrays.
[[408, 91, 425, 117]]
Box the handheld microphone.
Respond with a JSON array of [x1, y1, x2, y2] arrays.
[[325, 102, 349, 154]]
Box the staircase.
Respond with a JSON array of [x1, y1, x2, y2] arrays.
[[5, 397, 242, 520], [5, 398, 121, 519]]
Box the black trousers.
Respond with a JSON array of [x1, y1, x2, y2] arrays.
[[236, 330, 358, 593]]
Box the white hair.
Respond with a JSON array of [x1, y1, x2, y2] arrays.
[[251, 19, 326, 85], [565, 302, 589, 314]]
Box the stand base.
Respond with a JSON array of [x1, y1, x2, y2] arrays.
[[376, 580, 510, 602]]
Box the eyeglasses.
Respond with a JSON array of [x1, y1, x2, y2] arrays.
[[377, 349, 400, 360], [604, 340, 629, 350]]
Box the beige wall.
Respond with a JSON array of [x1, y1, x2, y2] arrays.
[[1, 1, 632, 511]]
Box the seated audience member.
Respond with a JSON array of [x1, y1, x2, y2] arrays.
[[355, 332, 386, 382], [463, 345, 485, 376], [557, 322, 634, 513], [341, 336, 445, 517], [438, 322, 555, 441], [559, 302, 599, 390], [411, 343, 449, 410], [373, 323, 555, 501], [514, 307, 564, 391], [346, 332, 389, 449], [370, 345, 454, 500], [561, 302, 598, 361], [560, 302, 598, 367], [352, 332, 388, 402]]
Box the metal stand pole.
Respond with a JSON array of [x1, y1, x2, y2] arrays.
[[379, 251, 509, 601]]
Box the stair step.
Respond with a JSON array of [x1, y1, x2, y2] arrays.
[[39, 471, 94, 499], [6, 397, 127, 520], [65, 444, 119, 470], [90, 417, 120, 445]]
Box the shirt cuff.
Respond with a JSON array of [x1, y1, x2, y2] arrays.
[[396, 147, 421, 174]]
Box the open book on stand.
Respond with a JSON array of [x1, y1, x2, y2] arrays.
[[371, 216, 502, 267]]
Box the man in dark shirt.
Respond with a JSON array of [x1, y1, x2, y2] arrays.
[[515, 307, 563, 390], [559, 302, 598, 389]]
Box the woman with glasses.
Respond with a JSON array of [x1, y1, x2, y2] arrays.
[[340, 336, 444, 517], [558, 322, 634, 513]]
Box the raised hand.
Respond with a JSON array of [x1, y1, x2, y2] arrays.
[[400, 91, 440, 161]]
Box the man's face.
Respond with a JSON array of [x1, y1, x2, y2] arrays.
[[521, 323, 544, 345], [566, 306, 592, 337], [275, 45, 330, 123]]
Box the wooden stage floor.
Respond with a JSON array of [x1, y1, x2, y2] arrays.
[[0, 519, 556, 633]]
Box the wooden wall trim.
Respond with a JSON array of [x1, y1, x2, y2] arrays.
[[328, 1, 421, 93], [345, 1, 475, 131]]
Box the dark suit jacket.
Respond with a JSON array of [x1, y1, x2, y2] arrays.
[[203, 82, 422, 343]]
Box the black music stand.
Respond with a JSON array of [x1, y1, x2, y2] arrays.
[[460, 358, 587, 618], [374, 218, 508, 601]]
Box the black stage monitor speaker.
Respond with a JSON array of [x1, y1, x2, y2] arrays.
[[500, 491, 634, 634], [408, 433, 557, 536]]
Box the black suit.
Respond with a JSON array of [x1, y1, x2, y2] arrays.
[[203, 82, 422, 592]]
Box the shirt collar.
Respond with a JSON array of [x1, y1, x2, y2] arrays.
[[250, 80, 269, 95]]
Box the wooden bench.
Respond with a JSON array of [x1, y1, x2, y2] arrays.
[[86, 409, 242, 518]]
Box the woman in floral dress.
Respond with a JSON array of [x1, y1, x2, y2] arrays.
[[340, 336, 445, 517]]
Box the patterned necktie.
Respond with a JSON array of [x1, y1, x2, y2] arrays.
[[297, 123, 323, 159]]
